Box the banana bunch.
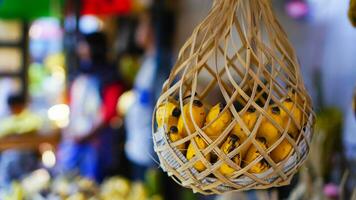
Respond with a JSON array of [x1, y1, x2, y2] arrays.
[[257, 104, 299, 164], [243, 138, 269, 174], [156, 101, 181, 130], [186, 136, 211, 172], [177, 99, 206, 137], [264, 89, 303, 163], [205, 103, 232, 140], [155, 92, 303, 173], [219, 135, 241, 176]]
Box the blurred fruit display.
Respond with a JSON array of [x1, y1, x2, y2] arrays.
[[0, 171, 164, 200]]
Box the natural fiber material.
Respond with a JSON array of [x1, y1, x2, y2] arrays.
[[152, 0, 315, 195]]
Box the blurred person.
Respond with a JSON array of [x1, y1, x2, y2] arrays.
[[57, 32, 124, 182], [124, 4, 186, 200], [0, 94, 42, 137], [125, 6, 168, 181], [0, 94, 40, 188], [124, 11, 154, 179]]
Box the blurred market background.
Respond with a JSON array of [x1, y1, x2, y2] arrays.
[[0, 0, 355, 199]]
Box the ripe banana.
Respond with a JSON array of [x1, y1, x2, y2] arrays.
[[156, 101, 181, 129], [168, 126, 186, 152], [257, 106, 283, 146], [232, 107, 258, 144], [177, 100, 206, 137], [280, 98, 303, 138], [270, 136, 294, 163], [218, 135, 241, 176], [243, 138, 269, 174], [205, 103, 232, 140], [186, 136, 211, 172]]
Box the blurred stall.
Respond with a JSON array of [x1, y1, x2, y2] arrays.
[[0, 0, 354, 199]]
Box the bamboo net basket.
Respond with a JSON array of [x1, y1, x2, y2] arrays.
[[152, 0, 315, 195]]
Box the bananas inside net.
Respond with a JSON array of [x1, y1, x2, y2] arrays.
[[152, 0, 315, 195]]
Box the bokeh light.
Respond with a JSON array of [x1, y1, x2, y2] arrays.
[[47, 104, 70, 128]]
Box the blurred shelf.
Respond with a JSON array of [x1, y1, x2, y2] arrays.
[[0, 72, 21, 77], [0, 130, 61, 151], [0, 41, 22, 47]]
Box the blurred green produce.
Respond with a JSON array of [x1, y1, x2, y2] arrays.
[[3, 172, 165, 200], [314, 107, 344, 181], [118, 55, 140, 87]]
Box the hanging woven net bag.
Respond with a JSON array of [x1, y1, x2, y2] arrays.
[[152, 0, 315, 195]]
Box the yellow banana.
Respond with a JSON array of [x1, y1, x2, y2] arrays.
[[280, 98, 303, 138], [156, 101, 181, 129], [205, 103, 232, 140], [168, 126, 186, 153], [257, 106, 283, 146], [243, 138, 269, 174], [232, 107, 258, 144], [218, 135, 241, 176], [177, 100, 206, 137], [186, 137, 211, 172], [270, 136, 294, 163]]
